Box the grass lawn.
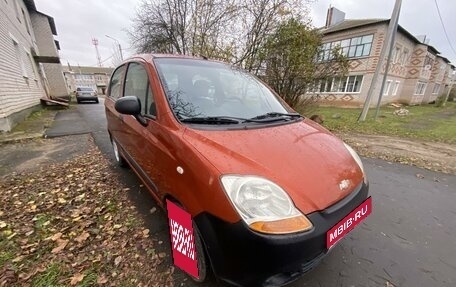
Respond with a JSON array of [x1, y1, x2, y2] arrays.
[[307, 102, 456, 144]]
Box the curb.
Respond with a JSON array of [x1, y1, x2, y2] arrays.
[[0, 132, 45, 144]]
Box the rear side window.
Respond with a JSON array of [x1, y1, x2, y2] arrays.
[[124, 62, 156, 116], [109, 65, 126, 100]]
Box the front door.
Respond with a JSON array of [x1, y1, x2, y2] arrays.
[[121, 62, 162, 195]]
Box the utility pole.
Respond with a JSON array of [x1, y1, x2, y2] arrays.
[[106, 35, 123, 62], [374, 1, 401, 120], [358, 0, 402, 122], [442, 78, 454, 107], [92, 38, 102, 67]]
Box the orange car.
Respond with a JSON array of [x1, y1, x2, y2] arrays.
[[105, 54, 370, 286]]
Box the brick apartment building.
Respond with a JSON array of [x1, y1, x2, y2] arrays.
[[0, 0, 67, 131], [309, 7, 455, 107]]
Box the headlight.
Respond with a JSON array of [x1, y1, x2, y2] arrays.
[[220, 175, 313, 234], [344, 143, 365, 175]]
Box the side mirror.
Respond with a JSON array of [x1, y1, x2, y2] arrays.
[[115, 96, 148, 126], [115, 96, 141, 115]]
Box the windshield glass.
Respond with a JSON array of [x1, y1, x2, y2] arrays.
[[154, 58, 289, 120]]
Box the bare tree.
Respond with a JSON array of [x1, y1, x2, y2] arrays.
[[233, 0, 308, 73], [129, 0, 311, 61], [129, 0, 238, 58]]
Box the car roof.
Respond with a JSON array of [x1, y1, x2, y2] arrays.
[[123, 53, 212, 65]]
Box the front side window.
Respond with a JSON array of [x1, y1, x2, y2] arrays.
[[108, 65, 126, 100], [124, 62, 156, 116], [154, 58, 288, 120]]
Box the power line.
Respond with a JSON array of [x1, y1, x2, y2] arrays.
[[89, 54, 114, 67], [433, 0, 456, 58]]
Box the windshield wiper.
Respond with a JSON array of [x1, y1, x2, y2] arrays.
[[180, 113, 301, 125], [250, 112, 302, 120], [180, 116, 243, 124]]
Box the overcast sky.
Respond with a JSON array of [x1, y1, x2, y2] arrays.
[[34, 0, 456, 67]]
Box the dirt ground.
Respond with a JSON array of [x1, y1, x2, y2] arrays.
[[0, 137, 174, 287], [338, 132, 456, 175], [0, 134, 92, 177]]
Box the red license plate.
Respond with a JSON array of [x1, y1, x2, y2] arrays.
[[326, 197, 372, 250]]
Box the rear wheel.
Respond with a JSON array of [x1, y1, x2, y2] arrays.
[[112, 139, 127, 167], [95, 99, 99, 103]]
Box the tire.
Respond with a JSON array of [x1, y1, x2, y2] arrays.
[[77, 99, 81, 104], [191, 224, 209, 282], [166, 200, 211, 283], [111, 139, 128, 167], [95, 99, 99, 103]]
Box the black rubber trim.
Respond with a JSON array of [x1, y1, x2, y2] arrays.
[[193, 182, 369, 287], [323, 181, 363, 215]]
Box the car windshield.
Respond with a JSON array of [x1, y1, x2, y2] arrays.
[[154, 58, 289, 120]]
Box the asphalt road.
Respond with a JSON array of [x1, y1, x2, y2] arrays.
[[48, 98, 456, 287]]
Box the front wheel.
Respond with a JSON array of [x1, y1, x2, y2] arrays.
[[111, 139, 127, 167], [191, 224, 209, 282]]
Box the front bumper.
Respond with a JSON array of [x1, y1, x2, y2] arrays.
[[193, 181, 369, 287]]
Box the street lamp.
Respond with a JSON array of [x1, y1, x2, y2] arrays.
[[105, 35, 123, 61]]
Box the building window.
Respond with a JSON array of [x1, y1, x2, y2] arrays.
[[393, 46, 401, 63], [13, 0, 21, 22], [26, 50, 37, 79], [414, 81, 427, 95], [21, 9, 30, 35], [319, 34, 373, 61], [392, 81, 400, 96], [312, 75, 364, 93], [401, 49, 409, 66], [432, 83, 441, 94], [384, 80, 392, 95], [11, 37, 27, 78]]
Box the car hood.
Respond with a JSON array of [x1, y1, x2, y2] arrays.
[[183, 120, 364, 214]]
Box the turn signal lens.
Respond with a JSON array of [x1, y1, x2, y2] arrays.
[[249, 215, 313, 234]]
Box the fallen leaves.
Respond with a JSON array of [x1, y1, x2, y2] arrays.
[[50, 232, 63, 241], [74, 232, 90, 243], [51, 239, 69, 254], [70, 273, 85, 285], [97, 274, 108, 284], [0, 145, 175, 286], [114, 256, 123, 266]]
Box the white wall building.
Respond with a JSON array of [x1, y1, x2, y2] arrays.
[[0, 0, 67, 131]]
